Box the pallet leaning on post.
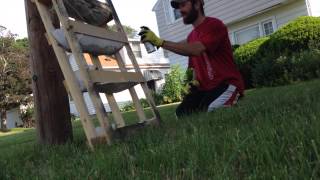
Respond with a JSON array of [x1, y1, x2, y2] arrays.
[[33, 0, 162, 149]]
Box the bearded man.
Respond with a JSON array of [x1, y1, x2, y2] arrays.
[[139, 0, 245, 118]]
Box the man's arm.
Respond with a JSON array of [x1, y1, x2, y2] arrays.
[[139, 28, 206, 57], [162, 40, 206, 57]]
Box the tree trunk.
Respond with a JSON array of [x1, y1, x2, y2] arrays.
[[0, 109, 7, 131], [25, 0, 73, 144]]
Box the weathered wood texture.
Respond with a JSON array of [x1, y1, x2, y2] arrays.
[[38, 0, 113, 26], [25, 0, 73, 144]]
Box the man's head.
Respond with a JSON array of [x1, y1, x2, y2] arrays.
[[171, 0, 205, 24]]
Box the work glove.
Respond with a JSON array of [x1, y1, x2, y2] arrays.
[[183, 68, 200, 94], [138, 26, 164, 48], [184, 80, 200, 94]]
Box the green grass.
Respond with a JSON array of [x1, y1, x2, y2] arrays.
[[1, 80, 320, 179]]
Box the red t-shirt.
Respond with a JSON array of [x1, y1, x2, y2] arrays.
[[188, 17, 244, 95]]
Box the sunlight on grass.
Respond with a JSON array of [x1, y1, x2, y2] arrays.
[[0, 128, 33, 137]]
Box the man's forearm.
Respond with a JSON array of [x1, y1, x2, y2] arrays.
[[162, 40, 206, 57]]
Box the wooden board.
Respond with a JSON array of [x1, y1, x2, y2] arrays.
[[53, 0, 112, 144], [69, 20, 127, 43], [90, 55, 125, 128], [89, 70, 145, 84]]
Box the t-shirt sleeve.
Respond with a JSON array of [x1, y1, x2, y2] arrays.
[[199, 20, 228, 53]]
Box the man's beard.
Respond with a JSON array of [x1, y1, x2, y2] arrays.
[[182, 6, 199, 24]]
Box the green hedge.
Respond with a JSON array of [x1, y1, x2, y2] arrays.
[[252, 48, 320, 87], [234, 37, 269, 88], [263, 16, 320, 56], [234, 16, 320, 88]]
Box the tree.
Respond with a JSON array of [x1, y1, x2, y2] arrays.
[[0, 28, 32, 131], [109, 24, 138, 38], [25, 0, 73, 144]]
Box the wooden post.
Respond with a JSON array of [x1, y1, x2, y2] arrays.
[[25, 0, 73, 144]]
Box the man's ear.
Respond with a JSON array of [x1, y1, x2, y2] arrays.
[[195, 1, 201, 11]]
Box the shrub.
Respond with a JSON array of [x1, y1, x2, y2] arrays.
[[234, 37, 269, 88], [234, 16, 320, 88], [120, 99, 151, 112], [20, 105, 35, 128], [161, 65, 185, 103], [231, 44, 240, 52], [252, 47, 320, 87], [152, 91, 164, 106], [262, 16, 320, 56]]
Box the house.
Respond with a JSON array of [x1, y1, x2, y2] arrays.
[[0, 107, 23, 129], [152, 0, 320, 68], [69, 38, 170, 116]]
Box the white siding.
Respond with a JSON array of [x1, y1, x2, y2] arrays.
[[204, 0, 293, 24], [275, 0, 309, 27], [228, 0, 308, 44], [154, 0, 191, 68]]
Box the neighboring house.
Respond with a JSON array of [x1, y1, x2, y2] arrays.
[[69, 38, 170, 116], [153, 0, 320, 68], [0, 107, 23, 129]]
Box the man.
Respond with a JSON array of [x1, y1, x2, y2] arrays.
[[139, 0, 244, 118]]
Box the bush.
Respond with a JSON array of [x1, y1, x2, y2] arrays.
[[231, 44, 240, 52], [152, 91, 164, 106], [234, 16, 320, 88], [252, 46, 320, 87], [161, 65, 185, 103], [234, 37, 269, 88], [262, 16, 320, 56], [20, 105, 35, 128], [120, 99, 151, 112]]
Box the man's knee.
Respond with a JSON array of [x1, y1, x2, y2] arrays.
[[175, 102, 201, 119]]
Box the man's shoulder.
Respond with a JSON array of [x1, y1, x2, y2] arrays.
[[206, 17, 225, 26]]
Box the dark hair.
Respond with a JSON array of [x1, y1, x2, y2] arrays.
[[190, 0, 205, 15]]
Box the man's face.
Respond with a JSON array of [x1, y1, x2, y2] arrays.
[[178, 0, 199, 25]]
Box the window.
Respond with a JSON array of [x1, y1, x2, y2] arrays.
[[131, 42, 142, 58], [173, 9, 182, 20], [228, 33, 235, 45], [235, 25, 260, 45], [263, 21, 274, 36], [229, 17, 277, 45]]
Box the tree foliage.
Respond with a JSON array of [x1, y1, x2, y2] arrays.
[[109, 24, 138, 38], [0, 27, 32, 130]]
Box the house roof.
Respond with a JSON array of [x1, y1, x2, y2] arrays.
[[152, 0, 161, 11]]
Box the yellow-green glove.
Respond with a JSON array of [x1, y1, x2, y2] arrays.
[[191, 80, 200, 87], [184, 80, 200, 94], [138, 26, 164, 47]]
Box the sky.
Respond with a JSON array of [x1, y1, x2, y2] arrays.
[[0, 0, 159, 38]]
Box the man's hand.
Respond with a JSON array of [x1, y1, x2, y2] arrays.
[[138, 26, 164, 47], [184, 80, 200, 94]]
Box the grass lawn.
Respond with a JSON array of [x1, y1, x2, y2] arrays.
[[1, 80, 320, 179]]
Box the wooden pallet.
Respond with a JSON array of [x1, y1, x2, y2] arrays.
[[33, 0, 161, 149]]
